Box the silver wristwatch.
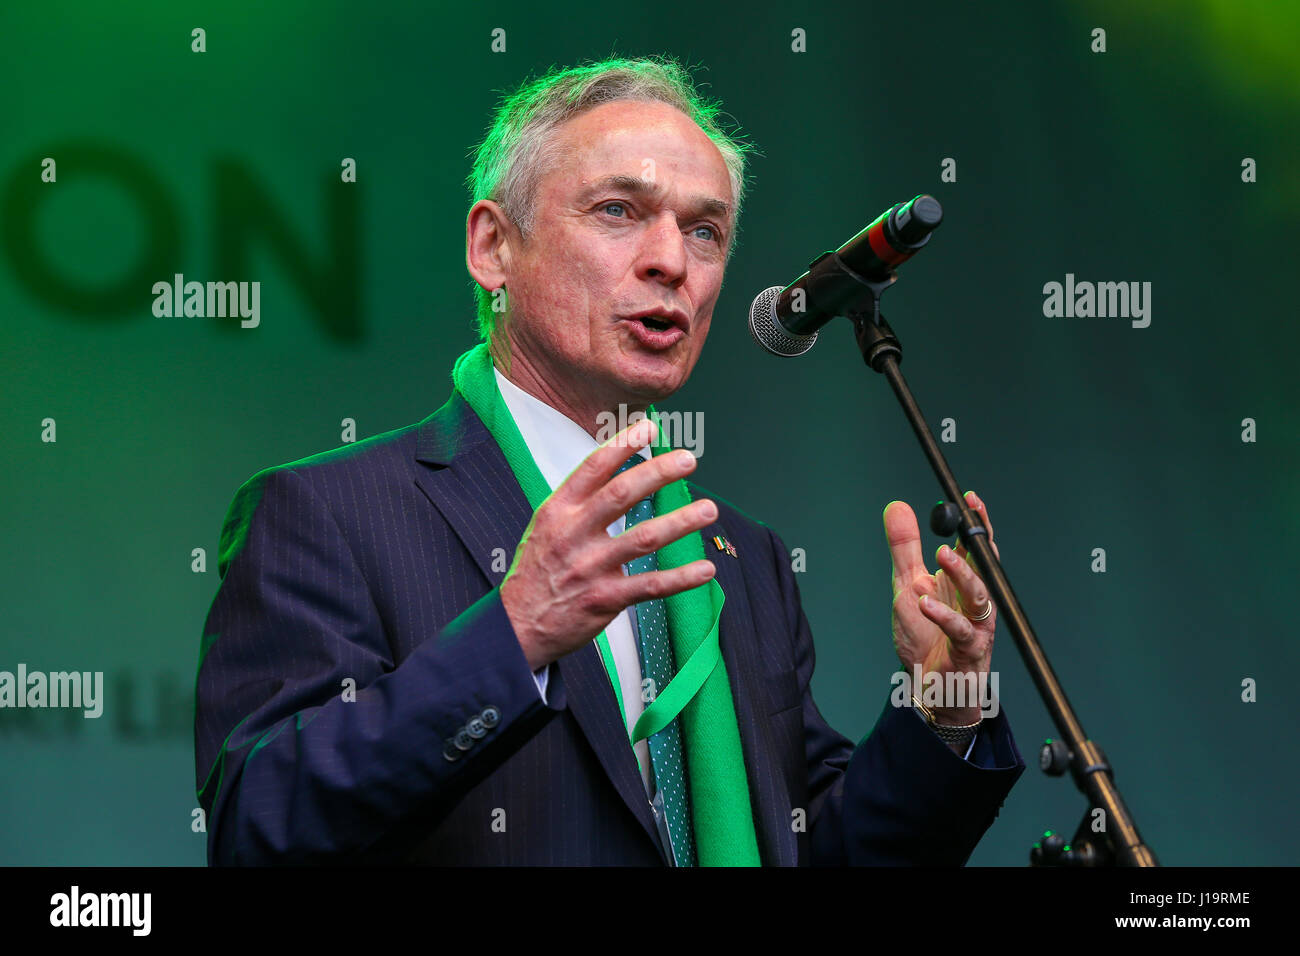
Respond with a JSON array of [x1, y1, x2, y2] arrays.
[[911, 695, 981, 747]]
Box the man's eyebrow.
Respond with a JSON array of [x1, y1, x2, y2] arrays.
[[577, 174, 733, 222]]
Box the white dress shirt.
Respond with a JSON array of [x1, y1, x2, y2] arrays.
[[494, 367, 656, 793]]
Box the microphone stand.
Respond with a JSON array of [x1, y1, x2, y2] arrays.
[[842, 267, 1158, 867]]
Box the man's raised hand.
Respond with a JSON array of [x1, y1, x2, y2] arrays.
[[500, 417, 718, 671], [884, 491, 1000, 727]]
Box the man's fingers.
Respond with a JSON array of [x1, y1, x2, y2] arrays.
[[918, 593, 975, 647], [954, 491, 1000, 563], [587, 447, 698, 534], [563, 415, 660, 503], [608, 497, 718, 567], [614, 560, 717, 609], [935, 544, 994, 623], [964, 490, 994, 540], [883, 500, 926, 593]]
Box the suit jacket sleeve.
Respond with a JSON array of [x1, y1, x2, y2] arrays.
[[760, 526, 1026, 865], [194, 466, 566, 865]]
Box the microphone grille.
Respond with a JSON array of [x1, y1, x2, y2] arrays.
[[748, 286, 818, 357]]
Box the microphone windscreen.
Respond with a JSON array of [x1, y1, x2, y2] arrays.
[[748, 286, 818, 357]]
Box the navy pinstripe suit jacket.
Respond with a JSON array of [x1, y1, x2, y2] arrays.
[[195, 388, 1025, 865]]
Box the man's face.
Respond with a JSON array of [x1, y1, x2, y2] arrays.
[[497, 99, 734, 410]]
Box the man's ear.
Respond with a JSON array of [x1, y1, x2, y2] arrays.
[[466, 199, 520, 294]]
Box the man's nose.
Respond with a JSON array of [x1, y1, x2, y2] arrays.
[[636, 214, 688, 284]]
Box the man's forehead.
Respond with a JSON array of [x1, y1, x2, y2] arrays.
[[544, 102, 732, 203]]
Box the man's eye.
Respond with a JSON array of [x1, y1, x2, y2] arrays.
[[601, 202, 627, 218], [692, 225, 719, 242]]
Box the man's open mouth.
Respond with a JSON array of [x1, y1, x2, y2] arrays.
[[624, 309, 688, 335]]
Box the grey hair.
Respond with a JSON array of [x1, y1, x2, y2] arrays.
[[465, 54, 756, 342]]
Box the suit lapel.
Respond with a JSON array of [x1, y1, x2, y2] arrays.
[[551, 638, 670, 865], [413, 391, 666, 862], [701, 521, 798, 866]]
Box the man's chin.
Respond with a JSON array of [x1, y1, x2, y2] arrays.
[[609, 356, 686, 405]]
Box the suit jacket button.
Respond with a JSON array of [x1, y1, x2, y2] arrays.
[[454, 728, 474, 750], [466, 716, 487, 738], [481, 706, 501, 728], [442, 740, 462, 762]]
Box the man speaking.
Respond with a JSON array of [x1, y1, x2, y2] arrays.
[[194, 55, 1025, 865]]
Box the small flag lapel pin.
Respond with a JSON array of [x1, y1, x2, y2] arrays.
[[712, 535, 738, 558]]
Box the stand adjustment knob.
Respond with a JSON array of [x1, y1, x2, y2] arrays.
[[1039, 737, 1071, 776], [1029, 829, 1067, 866]]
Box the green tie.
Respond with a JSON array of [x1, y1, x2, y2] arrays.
[[616, 453, 697, 867]]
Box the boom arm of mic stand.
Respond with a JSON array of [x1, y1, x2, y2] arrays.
[[846, 279, 1158, 867]]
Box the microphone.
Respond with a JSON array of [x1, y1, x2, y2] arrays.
[[749, 194, 943, 356]]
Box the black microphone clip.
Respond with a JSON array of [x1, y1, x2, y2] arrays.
[[749, 194, 943, 357]]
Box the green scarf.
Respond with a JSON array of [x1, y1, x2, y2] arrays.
[[451, 343, 761, 866]]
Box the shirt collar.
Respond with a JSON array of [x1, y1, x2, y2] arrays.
[[492, 365, 650, 495]]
